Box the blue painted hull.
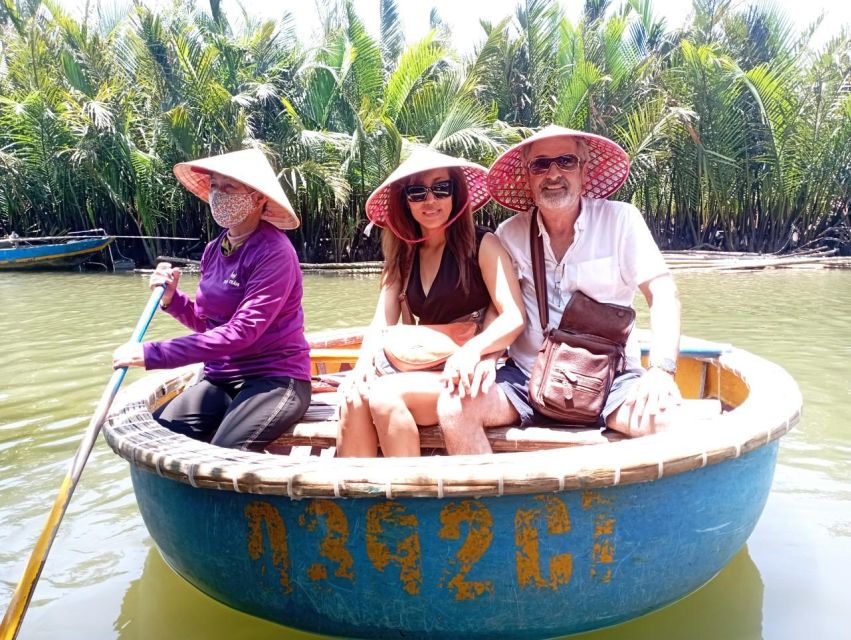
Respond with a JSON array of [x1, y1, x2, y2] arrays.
[[130, 441, 778, 639], [0, 237, 112, 269]]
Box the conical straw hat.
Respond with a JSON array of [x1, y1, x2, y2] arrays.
[[174, 149, 299, 230], [365, 147, 490, 239], [487, 125, 631, 211]]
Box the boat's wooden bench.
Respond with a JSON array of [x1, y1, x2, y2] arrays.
[[283, 338, 730, 457], [267, 392, 629, 456]]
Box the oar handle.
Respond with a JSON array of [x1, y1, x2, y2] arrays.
[[71, 285, 165, 477], [112, 284, 167, 385], [0, 285, 166, 640]]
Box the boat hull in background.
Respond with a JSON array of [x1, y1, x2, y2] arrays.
[[0, 237, 113, 270]]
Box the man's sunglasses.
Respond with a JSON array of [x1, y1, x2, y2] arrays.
[[404, 180, 454, 202], [527, 154, 582, 175]]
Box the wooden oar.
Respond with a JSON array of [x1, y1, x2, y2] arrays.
[[0, 286, 166, 640]]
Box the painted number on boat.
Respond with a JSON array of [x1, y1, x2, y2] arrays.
[[244, 492, 615, 600]]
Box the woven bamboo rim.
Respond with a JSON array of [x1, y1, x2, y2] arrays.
[[102, 329, 802, 499]]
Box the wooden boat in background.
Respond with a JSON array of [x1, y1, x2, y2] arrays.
[[103, 329, 802, 639], [0, 236, 113, 270]]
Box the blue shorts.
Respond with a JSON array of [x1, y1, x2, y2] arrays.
[[495, 360, 644, 428]]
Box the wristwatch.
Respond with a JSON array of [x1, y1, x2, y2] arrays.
[[649, 356, 677, 376]]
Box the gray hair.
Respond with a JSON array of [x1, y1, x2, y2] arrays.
[[574, 137, 590, 163]]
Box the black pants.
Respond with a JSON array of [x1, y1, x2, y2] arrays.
[[154, 376, 311, 451]]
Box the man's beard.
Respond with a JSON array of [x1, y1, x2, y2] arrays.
[[535, 178, 580, 209]]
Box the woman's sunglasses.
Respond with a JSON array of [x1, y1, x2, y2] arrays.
[[404, 180, 454, 202], [527, 154, 582, 175]]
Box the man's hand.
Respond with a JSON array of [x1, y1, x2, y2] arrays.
[[620, 367, 682, 436], [112, 342, 145, 369]]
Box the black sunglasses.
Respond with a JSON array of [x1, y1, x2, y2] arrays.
[[527, 154, 582, 175], [404, 180, 454, 202]]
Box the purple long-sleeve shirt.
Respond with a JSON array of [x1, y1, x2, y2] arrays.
[[143, 222, 311, 383]]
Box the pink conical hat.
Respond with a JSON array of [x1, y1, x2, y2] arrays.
[[487, 125, 631, 211], [365, 146, 490, 240], [174, 149, 299, 230]]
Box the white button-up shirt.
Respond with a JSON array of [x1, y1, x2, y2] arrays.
[[495, 197, 669, 376]]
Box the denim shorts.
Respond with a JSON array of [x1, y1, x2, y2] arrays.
[[495, 360, 644, 428], [373, 348, 400, 376]]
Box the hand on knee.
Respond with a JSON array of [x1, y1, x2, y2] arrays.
[[607, 404, 671, 437], [340, 387, 369, 413]]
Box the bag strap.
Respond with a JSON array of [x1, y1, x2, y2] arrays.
[[398, 249, 416, 325], [529, 209, 549, 331], [531, 209, 585, 333]]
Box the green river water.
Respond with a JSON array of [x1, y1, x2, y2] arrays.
[[0, 270, 849, 639]]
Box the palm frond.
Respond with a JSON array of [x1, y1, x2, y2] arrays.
[[379, 0, 404, 71], [382, 33, 445, 121]]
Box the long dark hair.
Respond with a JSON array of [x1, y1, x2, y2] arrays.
[[380, 166, 476, 295]]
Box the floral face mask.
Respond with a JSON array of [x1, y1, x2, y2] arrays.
[[209, 189, 256, 228]]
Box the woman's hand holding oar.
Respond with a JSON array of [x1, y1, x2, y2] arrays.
[[0, 285, 166, 640], [112, 263, 179, 369]]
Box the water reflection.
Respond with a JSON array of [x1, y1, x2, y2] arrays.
[[573, 547, 763, 640], [115, 545, 763, 640], [117, 548, 322, 640], [2, 270, 849, 640]]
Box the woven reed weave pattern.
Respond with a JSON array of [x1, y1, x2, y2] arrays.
[[102, 343, 801, 498], [488, 137, 630, 211]]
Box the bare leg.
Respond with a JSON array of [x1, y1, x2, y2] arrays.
[[337, 389, 379, 457], [437, 384, 519, 455], [368, 372, 444, 457]]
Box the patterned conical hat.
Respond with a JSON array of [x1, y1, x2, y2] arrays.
[[174, 149, 299, 230], [365, 147, 490, 240], [487, 125, 631, 211]]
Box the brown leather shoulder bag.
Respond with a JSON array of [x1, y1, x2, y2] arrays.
[[526, 211, 636, 424]]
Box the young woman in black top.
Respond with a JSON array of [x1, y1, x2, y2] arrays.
[[337, 148, 525, 457]]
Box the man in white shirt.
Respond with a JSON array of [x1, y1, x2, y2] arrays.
[[437, 125, 682, 454]]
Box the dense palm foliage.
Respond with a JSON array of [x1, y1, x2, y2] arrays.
[[1, 0, 849, 261]]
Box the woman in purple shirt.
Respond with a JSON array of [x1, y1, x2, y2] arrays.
[[112, 149, 311, 451]]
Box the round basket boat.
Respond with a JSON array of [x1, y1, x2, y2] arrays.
[[103, 329, 801, 640]]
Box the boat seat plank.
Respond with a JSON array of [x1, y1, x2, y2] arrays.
[[267, 392, 627, 455]]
